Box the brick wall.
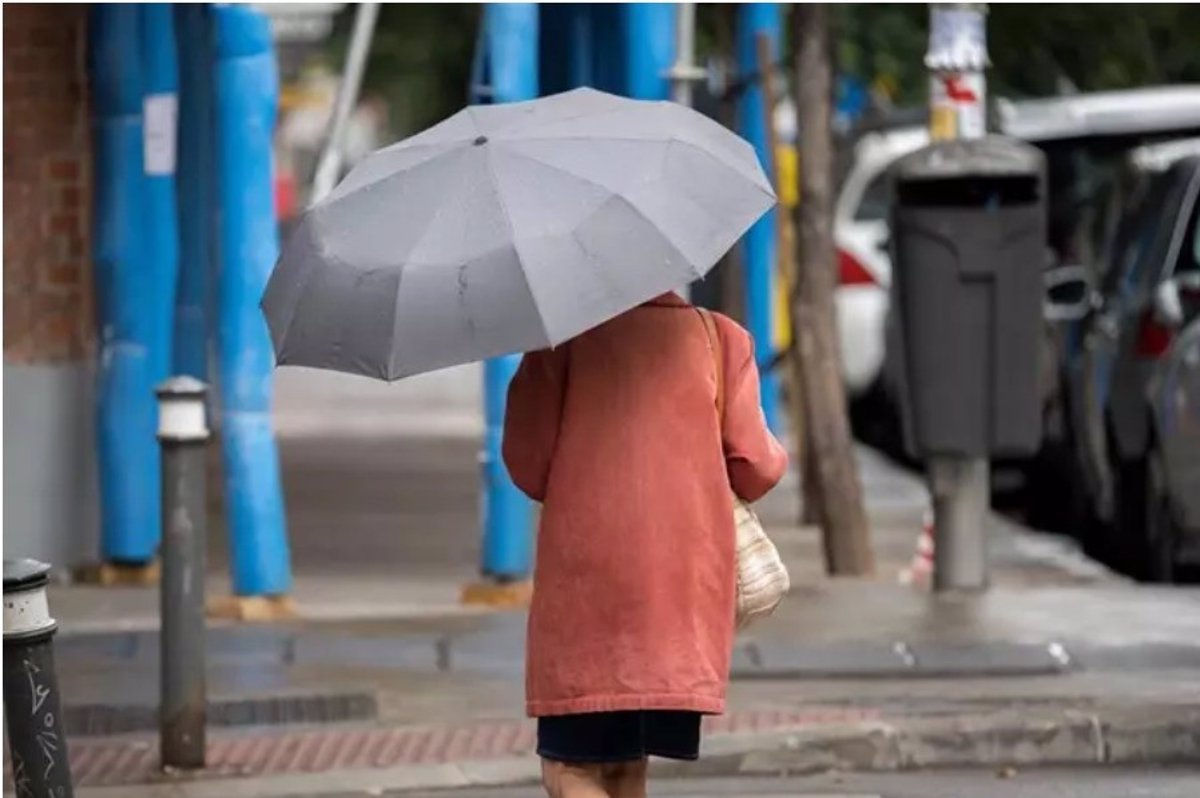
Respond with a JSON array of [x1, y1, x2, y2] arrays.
[[3, 5, 93, 364]]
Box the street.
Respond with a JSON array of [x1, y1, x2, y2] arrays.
[[384, 767, 1200, 798]]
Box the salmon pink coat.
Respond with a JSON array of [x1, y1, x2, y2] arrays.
[[503, 293, 788, 717]]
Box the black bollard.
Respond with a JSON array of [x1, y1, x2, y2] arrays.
[[156, 376, 210, 770], [4, 558, 75, 797]]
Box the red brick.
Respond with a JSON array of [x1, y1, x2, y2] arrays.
[[29, 26, 59, 48], [47, 213, 79, 235], [6, 51, 36, 74], [44, 260, 80, 289], [46, 158, 80, 181], [3, 4, 93, 363], [58, 185, 82, 209]]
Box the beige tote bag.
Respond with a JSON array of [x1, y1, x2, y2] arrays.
[[698, 309, 790, 629]]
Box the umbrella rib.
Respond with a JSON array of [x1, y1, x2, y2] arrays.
[[503, 135, 773, 199], [493, 96, 663, 137], [315, 142, 468, 210], [510, 148, 701, 292], [269, 221, 330, 366], [477, 147, 555, 348], [501, 145, 714, 281]]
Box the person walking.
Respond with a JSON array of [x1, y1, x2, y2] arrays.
[[503, 291, 789, 798]]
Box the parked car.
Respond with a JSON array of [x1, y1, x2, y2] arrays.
[[834, 125, 927, 399], [835, 87, 1200, 486], [1151, 317, 1200, 578], [1049, 153, 1200, 580]]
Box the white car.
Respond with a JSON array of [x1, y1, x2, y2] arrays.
[[835, 86, 1200, 405], [834, 126, 927, 396]]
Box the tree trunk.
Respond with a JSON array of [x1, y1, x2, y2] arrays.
[[791, 4, 875, 575], [753, 32, 822, 528]]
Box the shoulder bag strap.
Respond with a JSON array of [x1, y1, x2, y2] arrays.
[[696, 308, 725, 421]]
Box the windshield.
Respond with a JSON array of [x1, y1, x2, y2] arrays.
[[1194, 197, 1200, 268], [854, 171, 891, 222]]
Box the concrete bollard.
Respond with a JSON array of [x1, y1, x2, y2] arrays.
[[157, 376, 210, 769], [4, 559, 75, 797]]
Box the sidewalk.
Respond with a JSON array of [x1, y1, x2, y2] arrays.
[[27, 432, 1200, 795], [49, 433, 1113, 631]]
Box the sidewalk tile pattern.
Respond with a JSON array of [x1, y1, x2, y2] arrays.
[[5, 708, 880, 788]]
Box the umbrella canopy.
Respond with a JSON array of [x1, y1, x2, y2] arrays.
[[263, 87, 776, 380]]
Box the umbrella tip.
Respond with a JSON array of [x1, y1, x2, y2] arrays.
[[473, 135, 488, 147]]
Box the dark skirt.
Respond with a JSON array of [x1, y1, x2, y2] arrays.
[[537, 710, 702, 763]]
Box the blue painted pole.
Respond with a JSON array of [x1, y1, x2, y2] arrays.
[[622, 3, 676, 99], [737, 2, 782, 434], [568, 4, 594, 89], [140, 4, 181, 387], [480, 3, 538, 581], [173, 5, 213, 380], [212, 5, 292, 596], [88, 5, 160, 563]]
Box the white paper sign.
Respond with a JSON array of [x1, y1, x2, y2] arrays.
[[927, 7, 988, 71], [144, 93, 178, 176]]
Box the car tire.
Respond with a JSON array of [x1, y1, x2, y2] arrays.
[[1144, 448, 1178, 584], [1105, 403, 1153, 579]]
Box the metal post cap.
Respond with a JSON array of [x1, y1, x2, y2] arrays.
[[157, 375, 210, 441], [4, 558, 52, 594], [156, 375, 209, 399]]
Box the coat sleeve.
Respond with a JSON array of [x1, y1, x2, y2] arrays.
[[719, 320, 789, 502], [502, 347, 568, 502]]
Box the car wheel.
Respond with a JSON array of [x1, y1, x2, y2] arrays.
[[1108, 417, 1148, 579], [1144, 448, 1178, 584]]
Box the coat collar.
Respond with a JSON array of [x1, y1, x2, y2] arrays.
[[644, 292, 690, 308]]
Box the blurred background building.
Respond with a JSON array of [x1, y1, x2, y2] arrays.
[[6, 2, 1200, 586]]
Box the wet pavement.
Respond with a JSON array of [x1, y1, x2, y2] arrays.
[[46, 433, 1200, 729], [391, 767, 1200, 798], [51, 576, 1200, 739], [22, 433, 1200, 794]]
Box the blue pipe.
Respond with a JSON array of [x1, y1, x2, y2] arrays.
[[88, 5, 160, 563], [736, 2, 782, 434], [480, 3, 538, 580], [140, 4, 180, 387], [173, 5, 213, 380], [568, 4, 594, 88], [623, 3, 676, 100], [212, 5, 292, 596]]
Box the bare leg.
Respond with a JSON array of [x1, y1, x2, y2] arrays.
[[541, 759, 609, 798], [602, 759, 648, 798]]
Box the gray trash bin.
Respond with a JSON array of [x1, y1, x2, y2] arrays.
[[889, 136, 1047, 458]]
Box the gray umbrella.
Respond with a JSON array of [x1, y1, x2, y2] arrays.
[[263, 87, 775, 380]]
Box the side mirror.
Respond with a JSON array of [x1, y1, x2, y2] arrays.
[[1152, 280, 1185, 328], [1043, 265, 1093, 322]]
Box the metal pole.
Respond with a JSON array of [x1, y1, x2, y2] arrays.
[[157, 377, 210, 769], [140, 4, 182, 386], [668, 3, 699, 107], [212, 5, 293, 598], [736, 2, 782, 434], [925, 3, 991, 591], [623, 3, 675, 101], [926, 3, 989, 142], [89, 5, 161, 565], [173, 5, 214, 380], [4, 560, 75, 797], [310, 2, 379, 204], [479, 3, 538, 586]]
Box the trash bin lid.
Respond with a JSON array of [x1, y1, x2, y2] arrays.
[[893, 135, 1044, 183], [3, 559, 51, 593]]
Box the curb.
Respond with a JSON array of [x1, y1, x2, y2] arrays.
[[69, 704, 1200, 797], [725, 705, 1200, 776]]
